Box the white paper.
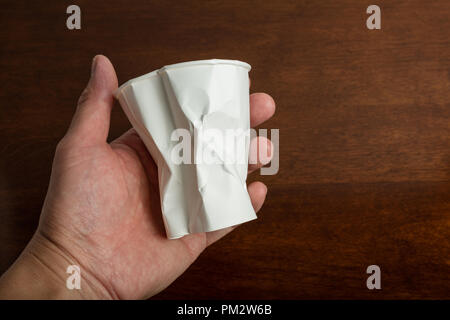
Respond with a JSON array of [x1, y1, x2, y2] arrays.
[[115, 59, 256, 239]]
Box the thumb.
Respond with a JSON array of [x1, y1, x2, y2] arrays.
[[66, 55, 118, 146]]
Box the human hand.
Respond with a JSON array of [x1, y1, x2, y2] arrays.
[[0, 55, 275, 299]]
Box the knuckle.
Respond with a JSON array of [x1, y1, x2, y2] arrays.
[[77, 87, 92, 106]]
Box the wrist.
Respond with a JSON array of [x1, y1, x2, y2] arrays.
[[0, 232, 112, 300]]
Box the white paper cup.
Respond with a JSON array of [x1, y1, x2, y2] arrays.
[[115, 59, 256, 239]]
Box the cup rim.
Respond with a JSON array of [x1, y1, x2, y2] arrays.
[[160, 59, 251, 72], [114, 59, 251, 98]]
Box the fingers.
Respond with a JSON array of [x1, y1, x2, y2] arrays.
[[248, 136, 273, 174], [247, 181, 268, 212], [250, 93, 276, 127], [66, 55, 118, 146], [205, 181, 268, 246]]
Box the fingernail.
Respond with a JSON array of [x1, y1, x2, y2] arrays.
[[91, 55, 99, 77]]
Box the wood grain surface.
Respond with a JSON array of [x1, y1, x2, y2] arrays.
[[0, 0, 449, 299]]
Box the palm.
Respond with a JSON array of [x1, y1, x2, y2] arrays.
[[37, 56, 275, 299], [41, 129, 210, 299]]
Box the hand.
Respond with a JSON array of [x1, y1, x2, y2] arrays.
[[0, 55, 276, 299]]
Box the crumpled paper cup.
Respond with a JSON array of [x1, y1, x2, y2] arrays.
[[115, 59, 256, 239]]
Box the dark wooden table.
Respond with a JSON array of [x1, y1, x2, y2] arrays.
[[1, 0, 449, 299]]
